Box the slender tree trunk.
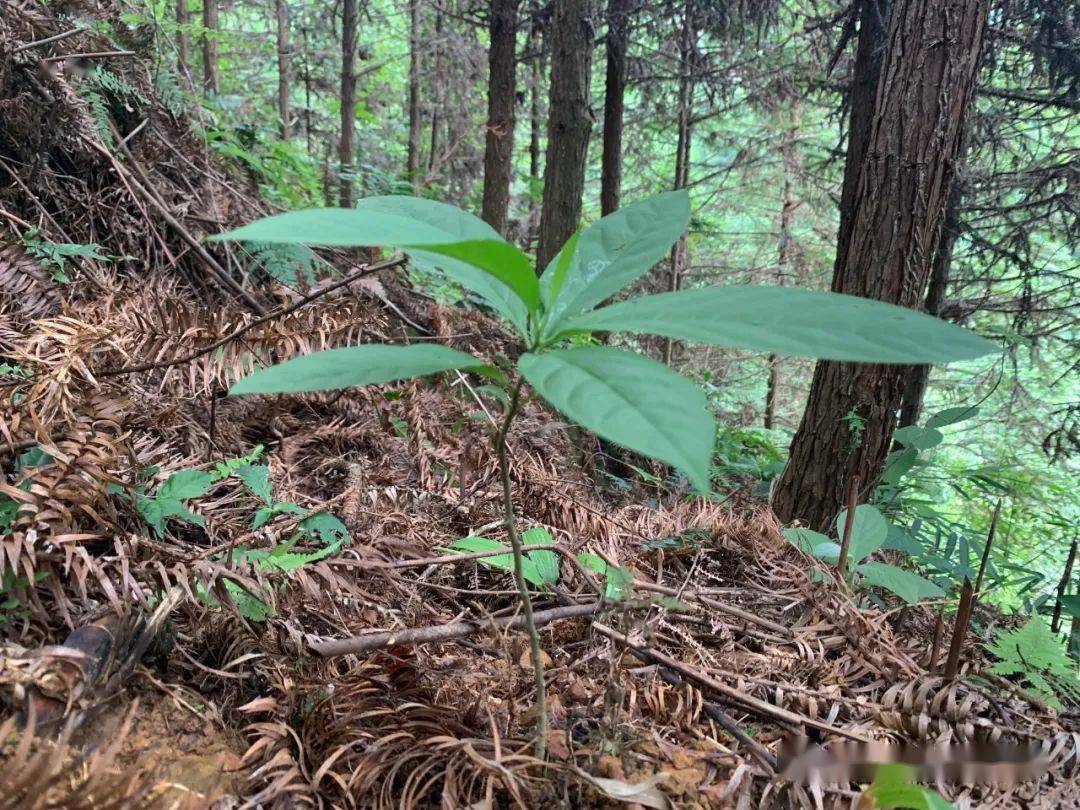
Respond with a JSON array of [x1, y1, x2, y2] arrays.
[[765, 101, 803, 430], [600, 0, 631, 216], [481, 0, 520, 236], [428, 9, 444, 174], [663, 0, 695, 365], [536, 0, 594, 271], [772, 0, 991, 530], [276, 0, 291, 139], [527, 17, 544, 236], [897, 167, 964, 428], [202, 0, 219, 95], [176, 0, 190, 81], [406, 0, 423, 186], [339, 0, 359, 207], [302, 25, 313, 155]]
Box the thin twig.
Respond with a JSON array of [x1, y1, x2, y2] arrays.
[[44, 50, 135, 62], [100, 257, 406, 377], [12, 26, 89, 53]]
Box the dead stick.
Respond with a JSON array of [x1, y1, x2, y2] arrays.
[[44, 50, 135, 61], [592, 622, 870, 742], [927, 610, 944, 671], [309, 602, 603, 657], [943, 578, 974, 680], [12, 25, 89, 53], [1051, 538, 1078, 633], [634, 581, 792, 637], [100, 257, 405, 377], [974, 498, 1002, 595], [835, 475, 860, 580]]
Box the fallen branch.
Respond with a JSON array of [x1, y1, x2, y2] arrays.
[[634, 581, 792, 637], [593, 622, 870, 742], [100, 256, 406, 377], [12, 25, 89, 53], [308, 602, 603, 657]]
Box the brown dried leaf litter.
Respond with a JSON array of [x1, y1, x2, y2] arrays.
[[2, 2, 1080, 808]]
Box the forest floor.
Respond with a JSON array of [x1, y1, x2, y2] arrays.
[[1, 3, 1079, 808]]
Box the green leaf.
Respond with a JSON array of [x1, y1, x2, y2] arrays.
[[410, 239, 539, 312], [521, 527, 560, 585], [298, 512, 349, 545], [1059, 595, 1080, 619], [835, 504, 889, 564], [539, 191, 690, 336], [444, 536, 549, 588], [926, 405, 979, 428], [234, 464, 272, 505], [883, 524, 923, 556], [881, 447, 919, 484], [229, 344, 485, 395], [518, 347, 714, 493], [856, 562, 944, 604], [562, 286, 996, 363], [865, 765, 953, 809], [783, 527, 836, 559], [158, 469, 215, 500], [893, 425, 943, 451]]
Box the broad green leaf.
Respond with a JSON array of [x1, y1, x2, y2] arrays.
[[518, 347, 714, 493], [229, 344, 484, 396], [520, 527, 560, 585], [562, 286, 996, 363], [864, 764, 953, 809], [893, 425, 943, 451], [158, 469, 215, 500], [835, 504, 889, 563], [881, 447, 919, 484], [542, 227, 581, 310], [298, 512, 349, 545], [234, 463, 272, 505], [1059, 595, 1080, 619], [210, 198, 531, 334], [413, 239, 539, 312], [783, 527, 834, 557], [539, 191, 690, 336], [856, 562, 944, 604], [926, 405, 979, 428], [576, 552, 634, 600], [883, 524, 923, 556], [444, 536, 549, 588]]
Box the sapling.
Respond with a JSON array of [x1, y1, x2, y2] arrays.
[[213, 189, 995, 757]]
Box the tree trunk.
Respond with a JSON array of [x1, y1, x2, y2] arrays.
[[428, 9, 444, 174], [302, 25, 313, 155], [406, 0, 423, 186], [176, 0, 190, 82], [276, 0, 291, 139], [897, 169, 964, 429], [339, 0, 359, 207], [481, 0, 520, 236], [772, 0, 991, 530], [765, 100, 803, 430], [527, 17, 544, 236], [536, 0, 594, 271], [202, 0, 219, 95], [600, 0, 631, 216], [663, 0, 695, 365]]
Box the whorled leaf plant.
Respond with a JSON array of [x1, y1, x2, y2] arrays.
[[212, 189, 995, 758]]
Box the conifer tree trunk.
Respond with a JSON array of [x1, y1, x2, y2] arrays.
[[481, 0, 520, 236], [428, 9, 444, 174], [276, 0, 291, 139], [202, 0, 219, 95], [536, 0, 594, 271], [772, 0, 991, 530], [339, 0, 359, 207], [600, 0, 631, 216], [406, 0, 423, 186], [176, 0, 190, 81], [527, 17, 544, 235]]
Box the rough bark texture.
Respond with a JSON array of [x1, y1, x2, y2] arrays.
[[527, 18, 544, 234], [536, 0, 594, 271], [201, 0, 219, 94], [276, 0, 290, 139], [600, 0, 631, 216], [428, 10, 444, 173], [406, 0, 423, 185], [175, 0, 189, 82], [339, 0, 359, 207], [772, 0, 991, 530], [481, 0, 520, 236]]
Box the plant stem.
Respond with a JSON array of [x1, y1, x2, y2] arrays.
[[494, 377, 548, 759]]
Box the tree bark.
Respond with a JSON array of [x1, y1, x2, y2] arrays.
[[772, 0, 991, 530], [663, 0, 695, 365], [481, 0, 520, 236], [176, 0, 190, 82], [428, 9, 444, 174], [202, 0, 219, 95], [276, 0, 291, 139], [600, 0, 631, 216], [406, 0, 423, 186], [527, 16, 544, 236], [536, 0, 594, 271], [339, 0, 359, 207]]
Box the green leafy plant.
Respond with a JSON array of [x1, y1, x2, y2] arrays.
[[784, 504, 944, 604], [213, 189, 994, 757], [986, 617, 1080, 708], [0, 567, 49, 623], [443, 527, 560, 589], [22, 228, 116, 284], [862, 764, 952, 809]]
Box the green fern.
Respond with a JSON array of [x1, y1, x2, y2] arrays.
[[79, 67, 148, 146], [987, 618, 1080, 709], [242, 241, 316, 288], [155, 69, 186, 118]]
